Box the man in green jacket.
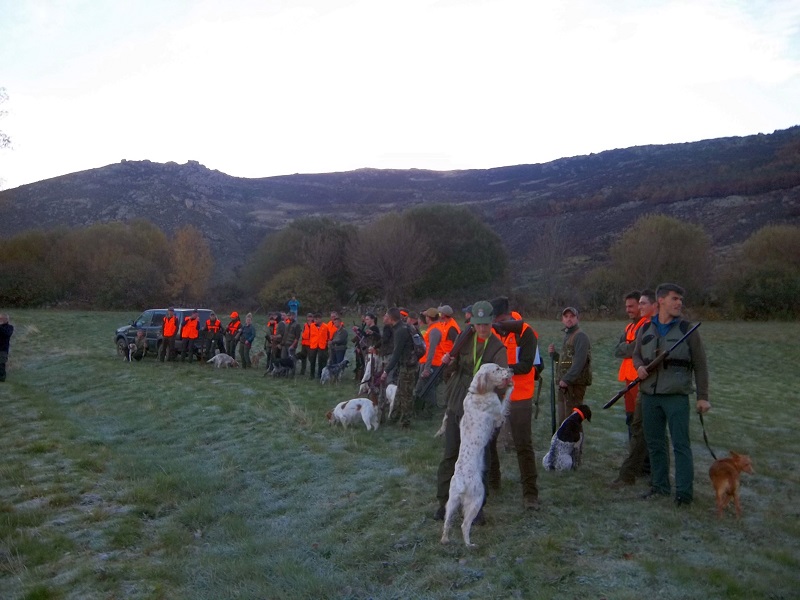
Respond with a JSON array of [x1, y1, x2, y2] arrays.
[[548, 307, 592, 425], [634, 283, 710, 507]]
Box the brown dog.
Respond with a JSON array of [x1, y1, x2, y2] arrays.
[[251, 350, 266, 369], [709, 451, 754, 518]]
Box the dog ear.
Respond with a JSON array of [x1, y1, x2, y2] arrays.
[[474, 369, 489, 394]]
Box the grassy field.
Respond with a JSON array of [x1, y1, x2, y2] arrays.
[[1, 310, 798, 600]]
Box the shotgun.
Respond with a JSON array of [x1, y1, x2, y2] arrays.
[[603, 322, 701, 410], [416, 324, 475, 400]]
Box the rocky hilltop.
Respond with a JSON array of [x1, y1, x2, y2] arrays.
[[1, 127, 798, 283]]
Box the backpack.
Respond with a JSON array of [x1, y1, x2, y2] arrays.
[[407, 325, 427, 363]]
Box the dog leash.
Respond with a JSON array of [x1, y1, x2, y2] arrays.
[[698, 412, 718, 460]]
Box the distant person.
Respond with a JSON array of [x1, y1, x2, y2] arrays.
[[279, 312, 302, 362], [128, 329, 148, 362], [264, 313, 279, 369], [380, 307, 417, 428], [158, 307, 178, 362], [204, 311, 225, 359], [311, 313, 329, 379], [239, 313, 256, 368], [0, 313, 14, 382], [298, 313, 316, 376], [462, 305, 473, 325], [329, 316, 348, 366], [225, 312, 242, 359], [287, 295, 300, 317], [180, 309, 201, 362]]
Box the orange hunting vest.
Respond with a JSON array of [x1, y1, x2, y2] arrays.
[[316, 323, 330, 350], [206, 319, 221, 334], [181, 316, 199, 339], [498, 314, 537, 401], [438, 317, 461, 359], [618, 316, 649, 381], [302, 322, 315, 347], [226, 319, 241, 336], [162, 315, 177, 337]]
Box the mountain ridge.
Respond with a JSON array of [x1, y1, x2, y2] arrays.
[[2, 127, 799, 287]]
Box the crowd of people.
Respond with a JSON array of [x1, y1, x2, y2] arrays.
[[1, 282, 710, 527], [132, 283, 709, 519]]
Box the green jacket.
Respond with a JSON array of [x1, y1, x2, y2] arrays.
[[633, 318, 709, 399], [554, 325, 592, 386]]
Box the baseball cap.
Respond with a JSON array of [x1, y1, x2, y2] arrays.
[[471, 301, 494, 324], [438, 305, 454, 317], [562, 307, 579, 317]]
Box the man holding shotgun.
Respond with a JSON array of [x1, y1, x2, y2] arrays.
[[634, 283, 710, 507]]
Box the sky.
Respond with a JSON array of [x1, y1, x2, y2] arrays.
[[1, 0, 799, 190]]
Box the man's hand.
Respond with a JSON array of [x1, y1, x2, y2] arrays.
[[696, 399, 711, 414], [441, 353, 452, 365], [636, 366, 650, 380], [547, 343, 555, 355], [558, 380, 568, 389], [421, 368, 431, 378], [380, 371, 388, 383]]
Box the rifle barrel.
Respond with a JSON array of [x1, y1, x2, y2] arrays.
[[602, 322, 701, 409]]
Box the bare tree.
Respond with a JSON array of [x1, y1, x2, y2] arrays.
[[167, 225, 213, 305], [347, 214, 432, 306], [609, 214, 711, 299], [529, 218, 570, 314]]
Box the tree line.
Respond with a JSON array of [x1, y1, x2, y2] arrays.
[[0, 207, 797, 319]]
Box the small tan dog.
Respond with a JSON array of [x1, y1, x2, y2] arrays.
[[709, 451, 754, 518], [251, 350, 266, 369]]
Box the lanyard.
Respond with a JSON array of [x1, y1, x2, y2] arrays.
[[473, 336, 490, 375]]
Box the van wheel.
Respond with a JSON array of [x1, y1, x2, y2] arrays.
[[116, 337, 129, 356]]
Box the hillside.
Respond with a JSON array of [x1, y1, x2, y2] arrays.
[[1, 127, 799, 285]]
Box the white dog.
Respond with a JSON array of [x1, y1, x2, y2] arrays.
[[207, 353, 239, 368], [385, 383, 397, 420], [327, 398, 379, 431], [441, 363, 513, 547]]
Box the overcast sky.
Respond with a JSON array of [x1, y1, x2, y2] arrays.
[[1, 0, 798, 190]]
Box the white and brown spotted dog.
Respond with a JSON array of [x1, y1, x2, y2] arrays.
[[207, 353, 239, 368], [441, 363, 513, 548], [327, 398, 380, 431], [542, 405, 592, 471]]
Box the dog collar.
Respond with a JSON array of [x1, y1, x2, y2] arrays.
[[572, 407, 586, 420]]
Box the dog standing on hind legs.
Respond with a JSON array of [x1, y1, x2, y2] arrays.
[[709, 451, 753, 518], [441, 363, 513, 548]]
